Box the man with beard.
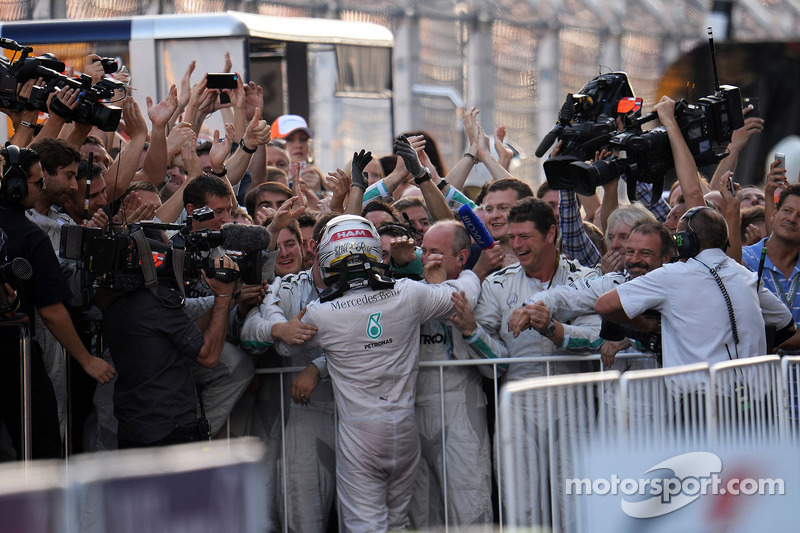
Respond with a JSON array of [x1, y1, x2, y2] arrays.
[[26, 138, 81, 249]]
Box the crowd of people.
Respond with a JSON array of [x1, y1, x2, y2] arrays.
[[0, 50, 798, 532]]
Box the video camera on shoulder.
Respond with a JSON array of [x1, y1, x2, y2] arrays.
[[0, 37, 123, 131], [59, 206, 270, 294], [538, 28, 744, 204]]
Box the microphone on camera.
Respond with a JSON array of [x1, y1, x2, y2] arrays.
[[535, 127, 562, 158], [0, 257, 33, 290], [221, 223, 271, 252], [458, 204, 494, 249]]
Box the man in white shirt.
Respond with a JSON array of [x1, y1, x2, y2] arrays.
[[596, 207, 794, 367]]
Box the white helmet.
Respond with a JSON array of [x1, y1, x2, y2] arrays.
[[317, 215, 383, 280]]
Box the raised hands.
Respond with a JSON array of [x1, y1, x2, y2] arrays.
[[147, 84, 179, 128], [394, 135, 425, 179], [351, 149, 373, 190], [494, 126, 514, 171], [167, 122, 196, 159], [209, 123, 235, 173], [325, 168, 352, 213]]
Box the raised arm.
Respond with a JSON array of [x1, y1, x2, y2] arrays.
[[710, 106, 763, 191], [105, 97, 149, 202], [654, 96, 704, 209], [137, 84, 179, 187]]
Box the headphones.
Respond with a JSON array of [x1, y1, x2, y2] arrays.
[[674, 206, 719, 259], [2, 145, 28, 204]]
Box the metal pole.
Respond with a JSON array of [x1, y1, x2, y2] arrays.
[[20, 324, 32, 462]]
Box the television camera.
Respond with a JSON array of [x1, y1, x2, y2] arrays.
[[59, 207, 270, 295], [537, 28, 744, 203], [0, 37, 122, 131]]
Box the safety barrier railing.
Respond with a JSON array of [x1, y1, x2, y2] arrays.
[[781, 355, 800, 443], [0, 322, 33, 462], [253, 352, 647, 533], [618, 362, 712, 451], [499, 370, 620, 532], [709, 354, 783, 447]]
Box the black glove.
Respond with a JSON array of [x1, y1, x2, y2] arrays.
[[393, 136, 425, 179], [351, 149, 372, 191]]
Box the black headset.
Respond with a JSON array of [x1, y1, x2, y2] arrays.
[[2, 145, 28, 204], [673, 206, 708, 259]]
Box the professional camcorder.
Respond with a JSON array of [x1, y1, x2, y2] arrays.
[[535, 71, 634, 180], [0, 37, 122, 131], [568, 88, 743, 201], [50, 75, 124, 131], [59, 207, 270, 293], [538, 28, 744, 203]]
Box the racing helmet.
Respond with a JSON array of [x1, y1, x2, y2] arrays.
[[316, 215, 383, 281]]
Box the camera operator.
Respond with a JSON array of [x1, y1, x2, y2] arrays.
[[0, 146, 114, 460], [103, 253, 240, 448], [24, 139, 108, 451], [180, 173, 260, 436], [595, 206, 794, 367]]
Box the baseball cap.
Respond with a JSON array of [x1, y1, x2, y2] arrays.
[[270, 115, 314, 140]]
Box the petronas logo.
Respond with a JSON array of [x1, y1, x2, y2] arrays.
[[367, 312, 382, 339]]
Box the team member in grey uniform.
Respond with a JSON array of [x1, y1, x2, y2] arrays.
[[509, 221, 676, 370], [278, 214, 481, 533], [240, 214, 337, 533], [403, 221, 493, 530], [452, 197, 603, 377], [451, 197, 602, 529]]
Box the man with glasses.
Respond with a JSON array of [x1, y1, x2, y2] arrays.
[[0, 145, 114, 460]]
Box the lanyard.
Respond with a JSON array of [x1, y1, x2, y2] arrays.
[[767, 269, 800, 310]]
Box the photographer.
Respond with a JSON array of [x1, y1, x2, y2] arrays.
[[0, 145, 114, 460], [103, 254, 240, 448], [180, 174, 261, 436]]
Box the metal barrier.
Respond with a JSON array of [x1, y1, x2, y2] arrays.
[[253, 352, 646, 533], [499, 370, 619, 532], [709, 354, 783, 447], [618, 362, 712, 451], [0, 322, 33, 462], [781, 355, 800, 443]]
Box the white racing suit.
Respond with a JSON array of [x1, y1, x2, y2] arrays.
[[240, 269, 336, 533], [408, 315, 494, 531], [278, 271, 481, 533], [464, 257, 602, 530]]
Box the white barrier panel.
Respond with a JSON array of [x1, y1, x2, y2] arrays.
[[618, 362, 712, 451], [71, 438, 266, 533], [782, 356, 800, 444], [709, 355, 782, 448], [499, 371, 620, 532], [0, 460, 68, 533]]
